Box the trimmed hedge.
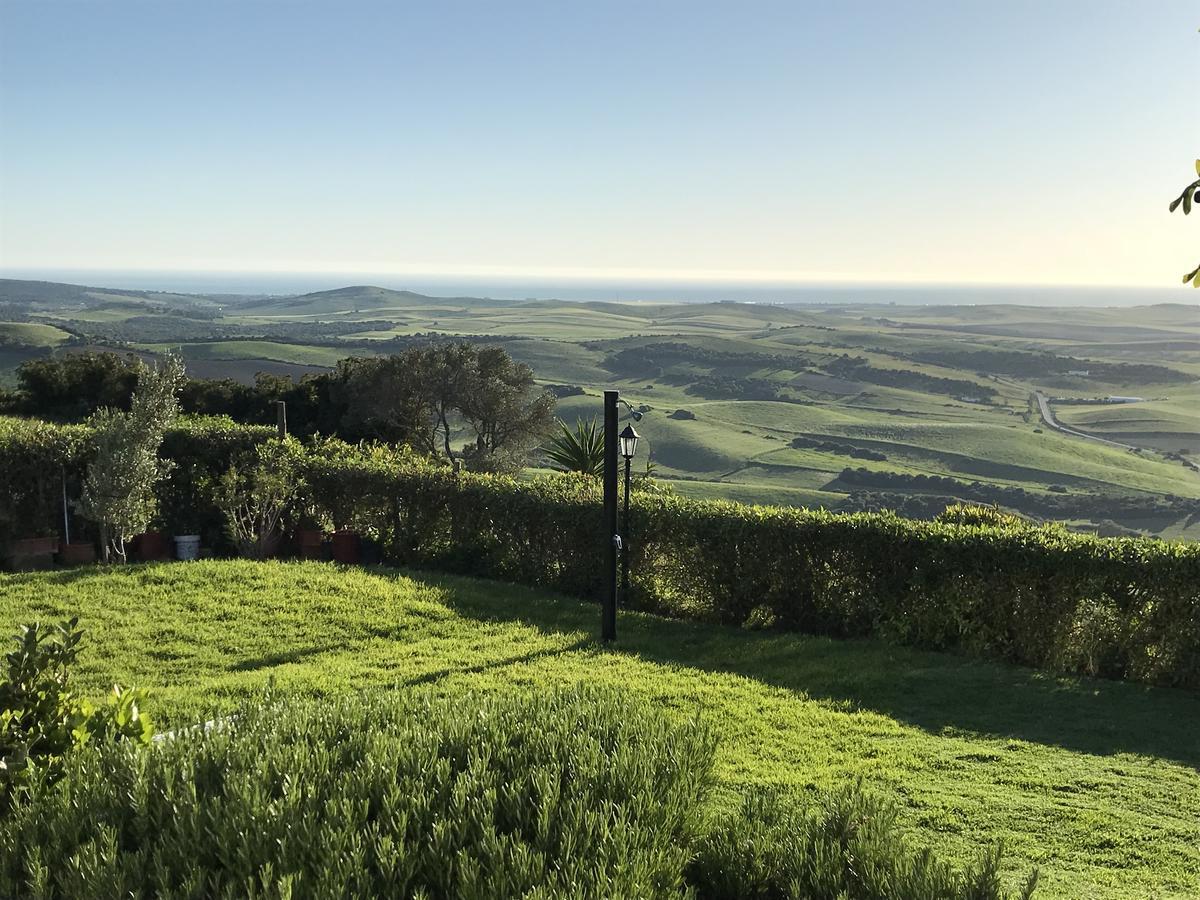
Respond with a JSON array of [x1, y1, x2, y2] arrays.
[[3, 416, 1199, 690], [0, 415, 273, 549], [297, 448, 1200, 690]]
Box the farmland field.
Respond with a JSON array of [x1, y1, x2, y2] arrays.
[[2, 560, 1198, 899], [1, 278, 1197, 536]]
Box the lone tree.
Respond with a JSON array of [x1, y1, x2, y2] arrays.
[[80, 355, 185, 563], [334, 343, 555, 472], [1168, 159, 1200, 287]]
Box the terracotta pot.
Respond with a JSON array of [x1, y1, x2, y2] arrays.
[[135, 531, 172, 561], [57, 541, 96, 566], [331, 530, 361, 564], [6, 536, 58, 571], [296, 528, 325, 559]]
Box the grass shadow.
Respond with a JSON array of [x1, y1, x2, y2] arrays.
[[230, 645, 341, 672], [400, 638, 593, 687], [400, 568, 1200, 769]]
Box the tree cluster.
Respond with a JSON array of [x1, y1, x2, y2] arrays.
[[4, 344, 555, 474]]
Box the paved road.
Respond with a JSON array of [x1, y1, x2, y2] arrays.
[[1032, 392, 1139, 451]]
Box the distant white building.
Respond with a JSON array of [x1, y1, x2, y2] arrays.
[[1067, 370, 1090, 377]]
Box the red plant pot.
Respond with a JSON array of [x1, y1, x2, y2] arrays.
[[296, 528, 325, 559], [6, 536, 58, 571], [135, 531, 172, 562], [57, 541, 96, 566], [331, 530, 361, 564]]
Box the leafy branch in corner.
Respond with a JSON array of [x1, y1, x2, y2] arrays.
[[1168, 159, 1200, 286]]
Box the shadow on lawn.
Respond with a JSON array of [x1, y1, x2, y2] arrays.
[[404, 570, 1200, 769], [400, 639, 593, 688]]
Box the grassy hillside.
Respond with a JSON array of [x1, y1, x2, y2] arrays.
[[0, 321, 70, 347], [140, 339, 362, 368], [3, 277, 1197, 536], [1, 560, 1195, 898]]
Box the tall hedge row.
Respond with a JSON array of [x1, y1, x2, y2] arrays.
[[297, 453, 1200, 689], [3, 416, 1198, 690]]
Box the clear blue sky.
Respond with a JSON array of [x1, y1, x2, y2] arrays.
[[0, 0, 1196, 287]]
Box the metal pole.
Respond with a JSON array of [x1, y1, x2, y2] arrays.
[[621, 455, 631, 607], [61, 467, 71, 546], [602, 390, 619, 642], [275, 400, 288, 439]]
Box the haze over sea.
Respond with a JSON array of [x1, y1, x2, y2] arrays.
[[0, 269, 1186, 308]]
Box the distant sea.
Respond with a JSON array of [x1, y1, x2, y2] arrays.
[[0, 268, 1188, 308]]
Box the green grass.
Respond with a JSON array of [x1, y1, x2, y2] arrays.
[[141, 340, 361, 368], [2, 560, 1196, 898], [0, 321, 70, 347]]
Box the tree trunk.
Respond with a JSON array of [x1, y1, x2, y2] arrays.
[[439, 408, 454, 462]]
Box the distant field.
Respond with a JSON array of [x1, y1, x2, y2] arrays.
[[2, 278, 1197, 536], [141, 340, 363, 368], [0, 321, 71, 347], [1055, 398, 1200, 453]]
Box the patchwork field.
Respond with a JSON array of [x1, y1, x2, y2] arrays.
[[1, 278, 1196, 535], [2, 560, 1198, 898]]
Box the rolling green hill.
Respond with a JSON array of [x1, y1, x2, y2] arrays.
[[0, 320, 70, 347], [2, 277, 1196, 536]]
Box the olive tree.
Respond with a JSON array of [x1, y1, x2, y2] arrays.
[[333, 343, 555, 472], [80, 355, 184, 563]]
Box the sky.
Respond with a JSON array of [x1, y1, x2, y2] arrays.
[[0, 0, 1197, 291]]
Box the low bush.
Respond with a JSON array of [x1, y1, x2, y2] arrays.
[[690, 787, 1037, 900], [0, 619, 152, 809], [0, 687, 1034, 899], [1, 688, 716, 899]]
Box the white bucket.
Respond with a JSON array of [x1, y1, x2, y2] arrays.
[[174, 535, 201, 561]]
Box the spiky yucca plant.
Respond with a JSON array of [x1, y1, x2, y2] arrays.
[[542, 418, 604, 477]]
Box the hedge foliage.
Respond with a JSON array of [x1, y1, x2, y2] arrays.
[[0, 688, 1032, 899], [3, 416, 1199, 690]]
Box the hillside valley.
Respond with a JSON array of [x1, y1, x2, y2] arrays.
[[2, 277, 1197, 538]]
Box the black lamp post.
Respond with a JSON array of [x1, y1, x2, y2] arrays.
[[618, 423, 639, 607], [602, 392, 645, 641]]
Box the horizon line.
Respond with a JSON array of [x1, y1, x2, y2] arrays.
[[0, 265, 1186, 294]]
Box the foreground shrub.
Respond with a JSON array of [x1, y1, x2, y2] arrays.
[[0, 686, 1034, 899], [0, 619, 152, 808], [690, 788, 1038, 900], [0, 688, 716, 899]]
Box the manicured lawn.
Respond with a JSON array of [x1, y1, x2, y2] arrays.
[[2, 560, 1197, 898]]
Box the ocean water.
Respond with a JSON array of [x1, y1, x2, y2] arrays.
[[0, 267, 1187, 307]]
